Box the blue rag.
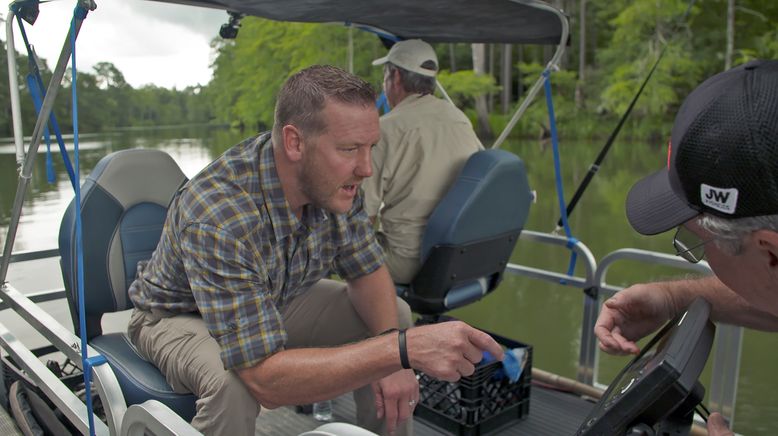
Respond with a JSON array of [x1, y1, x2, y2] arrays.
[[481, 347, 527, 383]]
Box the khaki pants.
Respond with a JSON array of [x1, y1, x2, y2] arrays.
[[128, 279, 413, 436]]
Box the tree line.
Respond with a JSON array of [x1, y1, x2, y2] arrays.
[[200, 0, 778, 142], [2, 0, 776, 141], [0, 44, 215, 138]]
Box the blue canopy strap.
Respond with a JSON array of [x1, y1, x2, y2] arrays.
[[543, 68, 578, 280], [68, 4, 106, 436], [12, 6, 77, 189], [353, 23, 399, 113], [348, 21, 399, 45], [375, 92, 390, 114]]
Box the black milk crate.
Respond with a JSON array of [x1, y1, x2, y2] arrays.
[[415, 330, 532, 436]]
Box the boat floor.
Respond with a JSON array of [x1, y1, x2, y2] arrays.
[[0, 405, 22, 435], [256, 384, 596, 435]]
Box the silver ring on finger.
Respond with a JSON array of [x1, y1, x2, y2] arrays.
[[409, 399, 417, 407]]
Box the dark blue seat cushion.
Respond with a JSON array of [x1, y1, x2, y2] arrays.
[[91, 333, 197, 422]]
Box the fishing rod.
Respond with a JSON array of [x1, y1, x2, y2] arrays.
[[555, 0, 697, 230]]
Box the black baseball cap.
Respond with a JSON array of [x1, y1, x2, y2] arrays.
[[626, 59, 778, 235]]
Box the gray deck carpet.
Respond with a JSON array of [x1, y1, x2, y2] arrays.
[[255, 384, 595, 435]]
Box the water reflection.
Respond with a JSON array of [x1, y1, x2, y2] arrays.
[[0, 127, 246, 252], [0, 127, 775, 434]]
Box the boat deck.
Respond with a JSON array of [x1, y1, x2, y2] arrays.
[[256, 384, 595, 435], [4, 260, 597, 435]]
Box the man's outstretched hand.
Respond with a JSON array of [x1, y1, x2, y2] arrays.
[[405, 321, 504, 382], [706, 412, 734, 436], [594, 283, 677, 355]]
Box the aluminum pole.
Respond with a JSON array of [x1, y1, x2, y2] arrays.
[[5, 10, 25, 168], [1, 2, 95, 284]]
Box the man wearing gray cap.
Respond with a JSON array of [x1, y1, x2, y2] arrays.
[[363, 39, 483, 284], [594, 60, 778, 435]]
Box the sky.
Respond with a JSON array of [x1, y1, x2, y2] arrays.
[[3, 0, 227, 89]]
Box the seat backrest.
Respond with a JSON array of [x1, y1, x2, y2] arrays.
[[403, 148, 532, 315], [58, 149, 187, 339]]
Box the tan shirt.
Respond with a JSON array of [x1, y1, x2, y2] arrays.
[[363, 94, 483, 282]]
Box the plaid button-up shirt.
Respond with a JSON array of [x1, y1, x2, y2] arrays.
[[128, 133, 384, 369]]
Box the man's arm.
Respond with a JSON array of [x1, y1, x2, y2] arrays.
[[345, 264, 413, 433], [346, 264, 399, 334], [666, 275, 778, 329], [236, 320, 504, 408], [595, 275, 778, 355], [236, 330, 403, 409], [239, 265, 490, 435]]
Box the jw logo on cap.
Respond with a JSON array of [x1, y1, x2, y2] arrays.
[[701, 184, 738, 214]]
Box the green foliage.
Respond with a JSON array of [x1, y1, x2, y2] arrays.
[[206, 19, 385, 131], [739, 29, 778, 61], [436, 70, 500, 107], [500, 62, 596, 141], [598, 0, 701, 122], [3, 0, 776, 142]]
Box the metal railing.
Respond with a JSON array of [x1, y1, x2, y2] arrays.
[[120, 401, 200, 436], [0, 281, 127, 434], [593, 248, 742, 426], [504, 236, 742, 427]]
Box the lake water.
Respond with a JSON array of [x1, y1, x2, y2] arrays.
[[1, 127, 775, 434]]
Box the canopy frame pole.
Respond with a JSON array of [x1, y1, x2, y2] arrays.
[[491, 0, 569, 149], [6, 8, 25, 169], [0, 0, 96, 285]]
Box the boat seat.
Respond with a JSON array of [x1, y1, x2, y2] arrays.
[[396, 149, 532, 315], [58, 149, 196, 421]]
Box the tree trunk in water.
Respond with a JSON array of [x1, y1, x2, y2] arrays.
[[347, 27, 354, 73], [575, 0, 587, 108], [488, 44, 495, 112], [471, 43, 493, 139], [725, 0, 735, 70], [501, 44, 512, 115], [516, 46, 523, 102]]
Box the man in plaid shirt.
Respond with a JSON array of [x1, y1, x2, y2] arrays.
[[127, 65, 503, 435]]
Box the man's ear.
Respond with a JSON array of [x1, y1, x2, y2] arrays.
[[389, 69, 401, 90], [754, 230, 778, 268], [281, 125, 304, 162]]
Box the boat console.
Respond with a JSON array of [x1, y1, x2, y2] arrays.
[[576, 297, 715, 436]]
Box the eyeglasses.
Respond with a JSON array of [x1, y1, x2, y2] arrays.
[[673, 225, 716, 264]]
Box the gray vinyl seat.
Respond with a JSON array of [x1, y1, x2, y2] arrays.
[[397, 148, 532, 315], [58, 149, 196, 421]]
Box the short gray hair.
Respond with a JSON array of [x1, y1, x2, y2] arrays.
[[386, 63, 436, 95], [697, 213, 778, 254], [272, 65, 377, 145]]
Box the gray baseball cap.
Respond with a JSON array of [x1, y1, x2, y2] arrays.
[[372, 39, 438, 78]]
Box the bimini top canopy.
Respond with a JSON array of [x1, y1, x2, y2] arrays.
[[148, 0, 565, 45]]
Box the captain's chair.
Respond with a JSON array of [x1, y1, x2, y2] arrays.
[[58, 149, 196, 421], [397, 149, 532, 315]]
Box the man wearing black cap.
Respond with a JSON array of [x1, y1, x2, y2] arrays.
[[594, 59, 778, 435]]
